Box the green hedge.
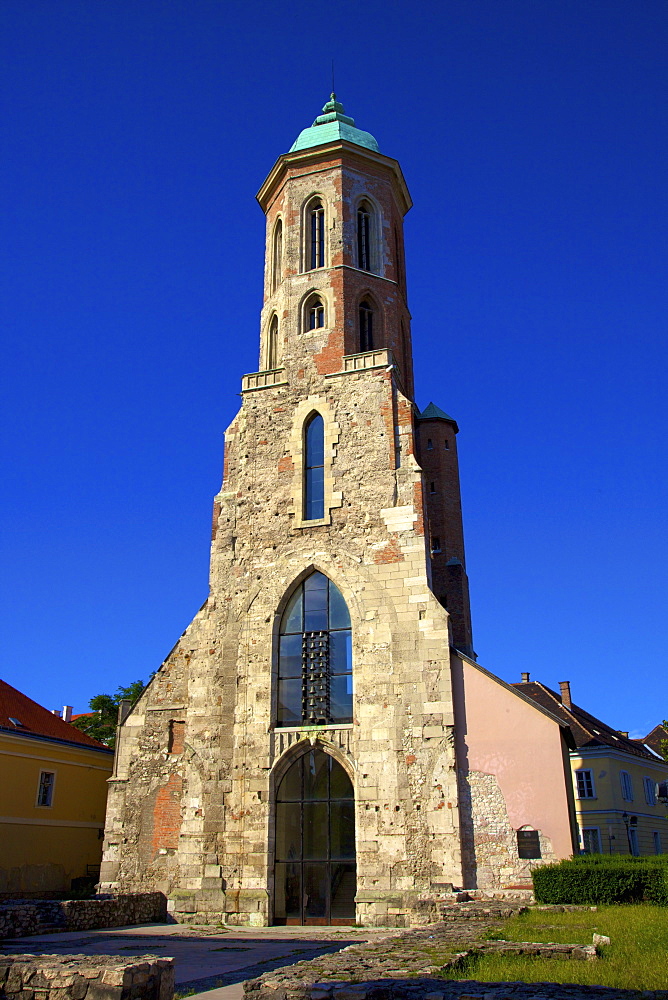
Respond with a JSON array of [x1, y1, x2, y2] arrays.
[[532, 855, 668, 905]]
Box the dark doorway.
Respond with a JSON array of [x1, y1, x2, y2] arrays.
[[274, 748, 356, 925]]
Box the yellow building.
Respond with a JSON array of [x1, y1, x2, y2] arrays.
[[0, 680, 114, 895], [515, 677, 668, 856]]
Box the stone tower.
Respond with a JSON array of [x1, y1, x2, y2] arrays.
[[100, 96, 475, 926]]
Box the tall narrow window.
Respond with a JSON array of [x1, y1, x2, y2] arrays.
[[304, 413, 325, 520], [359, 301, 373, 352], [277, 571, 353, 727], [308, 297, 325, 330], [357, 203, 372, 271], [37, 771, 55, 807], [272, 220, 283, 292], [620, 770, 633, 802], [309, 202, 325, 270], [267, 315, 279, 370]]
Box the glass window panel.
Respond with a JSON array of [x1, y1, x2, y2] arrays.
[[329, 760, 354, 800], [303, 750, 330, 800], [305, 415, 325, 467], [305, 571, 328, 591], [304, 584, 327, 613], [305, 466, 325, 520], [330, 631, 352, 673], [282, 589, 303, 634], [303, 802, 329, 859], [277, 678, 302, 726], [330, 673, 353, 723], [275, 802, 301, 861], [329, 584, 351, 629], [279, 634, 303, 677], [277, 758, 302, 801], [303, 863, 328, 919], [330, 863, 356, 919], [330, 801, 356, 860], [274, 862, 301, 921], [304, 609, 328, 632]]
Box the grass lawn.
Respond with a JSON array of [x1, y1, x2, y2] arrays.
[[441, 905, 668, 991]]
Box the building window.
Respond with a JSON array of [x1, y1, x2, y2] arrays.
[[277, 571, 353, 727], [582, 828, 602, 854], [620, 770, 634, 802], [37, 771, 55, 807], [272, 219, 283, 292], [427, 438, 433, 450], [308, 201, 325, 270], [444, 439, 450, 450], [653, 831, 662, 854], [308, 296, 325, 330], [431, 536, 441, 554], [359, 301, 374, 352], [629, 826, 640, 856], [575, 768, 595, 798], [357, 203, 372, 271], [430, 481, 436, 494], [267, 315, 279, 370], [304, 413, 325, 521], [168, 721, 185, 754], [644, 776, 657, 805]]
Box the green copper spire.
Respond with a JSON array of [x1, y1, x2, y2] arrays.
[[290, 94, 380, 154]]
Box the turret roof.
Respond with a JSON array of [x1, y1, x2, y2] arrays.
[[418, 402, 459, 430], [290, 94, 380, 154]]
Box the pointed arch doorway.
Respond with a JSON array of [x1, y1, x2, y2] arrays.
[[274, 747, 356, 925]]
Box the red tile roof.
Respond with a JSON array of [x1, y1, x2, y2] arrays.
[[0, 679, 112, 752], [513, 681, 659, 761]]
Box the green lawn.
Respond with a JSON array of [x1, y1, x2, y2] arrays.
[[441, 905, 668, 990]]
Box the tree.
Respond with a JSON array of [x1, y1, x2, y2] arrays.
[[660, 720, 668, 762], [70, 680, 146, 747]]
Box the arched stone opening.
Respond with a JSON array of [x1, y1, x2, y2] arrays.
[[273, 746, 356, 925]]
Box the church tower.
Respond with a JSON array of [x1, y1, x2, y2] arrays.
[[101, 96, 474, 926]]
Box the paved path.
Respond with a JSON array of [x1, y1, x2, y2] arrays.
[[0, 923, 387, 997]]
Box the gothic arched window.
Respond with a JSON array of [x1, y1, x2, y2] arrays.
[[304, 412, 324, 520], [272, 219, 283, 292], [308, 296, 325, 330], [357, 202, 372, 272], [277, 571, 353, 727], [308, 201, 325, 270], [267, 315, 279, 370], [359, 301, 374, 353]]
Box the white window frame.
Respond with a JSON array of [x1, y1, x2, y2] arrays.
[[582, 827, 602, 854], [644, 776, 657, 806], [36, 769, 56, 808], [620, 770, 634, 802], [575, 768, 595, 799]]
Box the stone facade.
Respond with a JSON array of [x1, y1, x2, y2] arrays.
[[100, 97, 575, 926]]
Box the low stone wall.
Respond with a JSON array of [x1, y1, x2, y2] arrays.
[[0, 894, 167, 940], [0, 954, 173, 1000]]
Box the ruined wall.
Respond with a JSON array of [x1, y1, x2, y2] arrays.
[[0, 955, 173, 1000], [101, 136, 466, 927]]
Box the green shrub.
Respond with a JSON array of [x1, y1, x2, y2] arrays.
[[533, 855, 668, 905]]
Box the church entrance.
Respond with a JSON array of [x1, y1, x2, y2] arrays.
[[274, 748, 356, 925]]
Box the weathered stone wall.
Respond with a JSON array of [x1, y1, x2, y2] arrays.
[[0, 954, 173, 1000], [0, 894, 167, 940], [460, 771, 557, 890], [100, 134, 465, 927]]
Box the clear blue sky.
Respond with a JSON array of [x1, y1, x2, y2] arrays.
[[1, 1, 666, 735]]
